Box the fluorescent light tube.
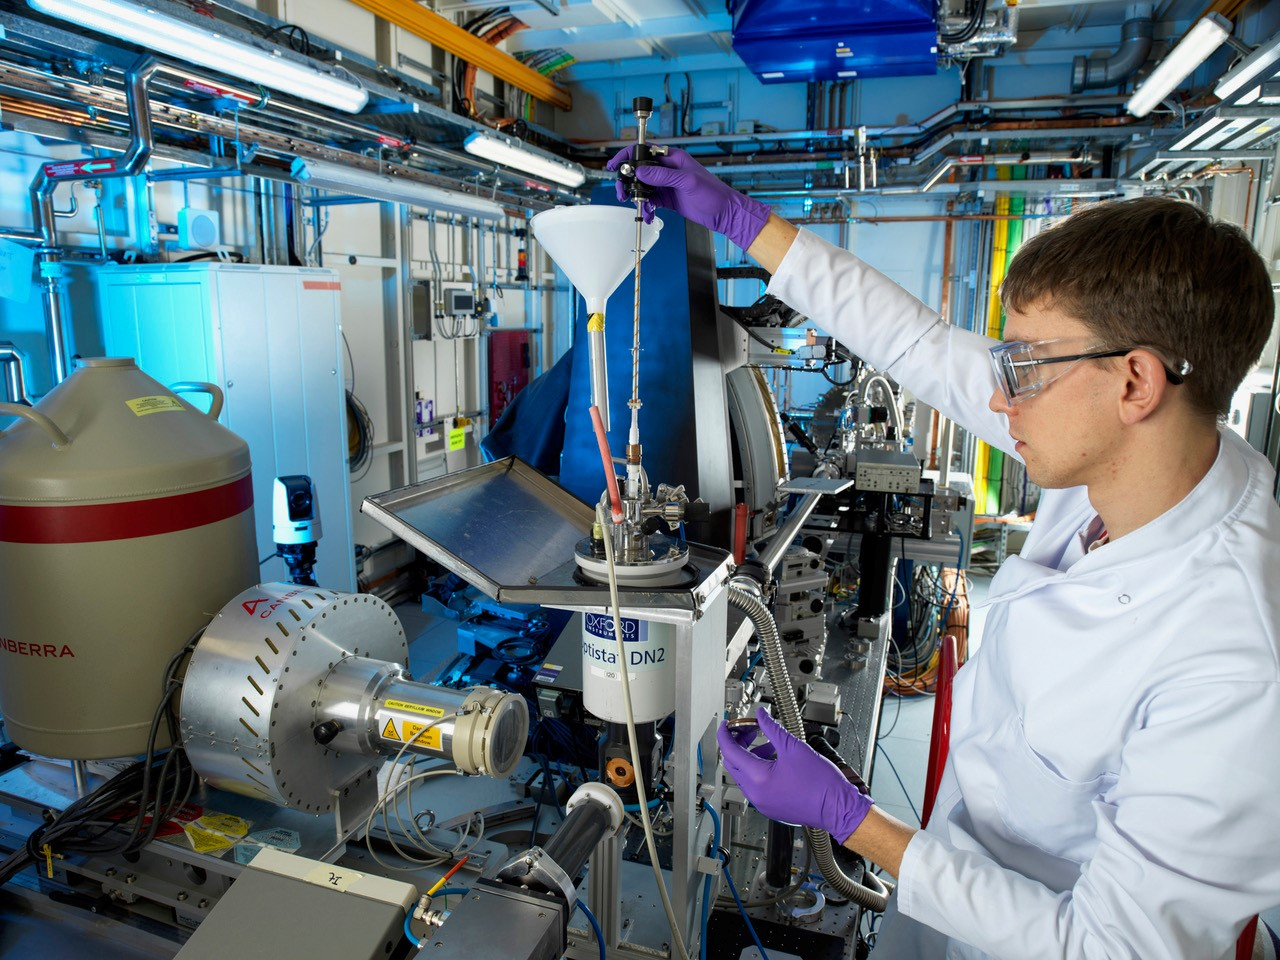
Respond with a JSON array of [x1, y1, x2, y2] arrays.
[[291, 157, 505, 220], [28, 0, 369, 113], [1126, 13, 1231, 118], [463, 132, 586, 188], [1214, 32, 1280, 101]]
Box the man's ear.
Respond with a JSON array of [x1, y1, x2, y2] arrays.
[[1116, 349, 1169, 425]]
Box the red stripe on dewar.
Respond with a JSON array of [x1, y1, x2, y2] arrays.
[[0, 474, 253, 544], [303, 280, 341, 291]]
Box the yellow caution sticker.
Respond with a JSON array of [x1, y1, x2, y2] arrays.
[[380, 716, 441, 749], [587, 312, 605, 332], [198, 813, 249, 839], [184, 824, 236, 854], [126, 395, 185, 416], [402, 720, 442, 750], [385, 700, 445, 718], [448, 427, 465, 451]]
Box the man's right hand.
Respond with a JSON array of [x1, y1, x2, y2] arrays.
[[605, 145, 771, 251]]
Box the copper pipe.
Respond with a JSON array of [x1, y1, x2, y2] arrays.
[[1200, 0, 1250, 23], [0, 96, 95, 126], [928, 409, 941, 471], [463, 18, 527, 118], [941, 217, 956, 322]]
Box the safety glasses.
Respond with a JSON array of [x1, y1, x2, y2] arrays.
[[990, 339, 1192, 405]]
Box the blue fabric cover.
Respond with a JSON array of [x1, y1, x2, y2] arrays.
[[557, 189, 699, 507]]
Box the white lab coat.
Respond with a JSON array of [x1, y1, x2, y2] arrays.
[[768, 228, 1280, 960]]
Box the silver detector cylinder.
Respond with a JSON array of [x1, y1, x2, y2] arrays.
[[181, 583, 528, 813], [316, 658, 527, 779]]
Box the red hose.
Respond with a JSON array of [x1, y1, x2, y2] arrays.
[[590, 405, 623, 523], [922, 634, 959, 829], [733, 503, 748, 563]]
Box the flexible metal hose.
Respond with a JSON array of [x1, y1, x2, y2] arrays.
[[726, 584, 890, 912], [860, 374, 903, 441]]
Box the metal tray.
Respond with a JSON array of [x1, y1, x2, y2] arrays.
[[362, 457, 731, 611]]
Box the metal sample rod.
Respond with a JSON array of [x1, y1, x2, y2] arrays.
[[625, 97, 656, 498]]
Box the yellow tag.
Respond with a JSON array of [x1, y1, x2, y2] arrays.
[[448, 427, 465, 451], [587, 312, 605, 332], [198, 813, 249, 839], [183, 824, 235, 854], [385, 699, 445, 718], [42, 843, 53, 879], [126, 396, 185, 416], [402, 720, 442, 750]]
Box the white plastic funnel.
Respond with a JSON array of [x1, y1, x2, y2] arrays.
[[531, 206, 663, 314]]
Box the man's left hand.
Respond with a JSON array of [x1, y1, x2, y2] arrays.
[[717, 707, 874, 844]]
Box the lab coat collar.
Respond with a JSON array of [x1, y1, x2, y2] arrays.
[[1070, 430, 1255, 574], [981, 431, 1257, 605]]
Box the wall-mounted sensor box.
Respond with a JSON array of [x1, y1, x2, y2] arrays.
[[177, 208, 220, 250], [443, 287, 475, 318]]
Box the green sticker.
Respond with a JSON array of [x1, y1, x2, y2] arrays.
[[448, 427, 465, 451]]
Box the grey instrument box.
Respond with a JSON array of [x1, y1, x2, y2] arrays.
[[854, 447, 922, 494], [175, 849, 414, 960]]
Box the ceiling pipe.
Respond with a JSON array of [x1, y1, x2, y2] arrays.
[[29, 55, 159, 386], [800, 214, 1067, 223], [585, 96, 1135, 151], [699, 145, 1099, 184], [921, 151, 1091, 191], [0, 58, 570, 209], [746, 176, 1117, 200], [1072, 4, 1155, 92]]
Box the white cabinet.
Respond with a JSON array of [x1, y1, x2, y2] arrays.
[[95, 263, 356, 591]]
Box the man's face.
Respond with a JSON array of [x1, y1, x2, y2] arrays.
[[988, 300, 1123, 491]]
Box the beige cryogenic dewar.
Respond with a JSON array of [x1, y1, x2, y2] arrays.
[[0, 358, 259, 759]]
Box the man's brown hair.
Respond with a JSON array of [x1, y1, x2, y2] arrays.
[[1001, 196, 1274, 419]]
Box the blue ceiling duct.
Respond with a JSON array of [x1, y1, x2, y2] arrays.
[[730, 0, 939, 84]]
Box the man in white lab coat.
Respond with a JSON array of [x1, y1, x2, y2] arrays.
[[609, 146, 1280, 959]]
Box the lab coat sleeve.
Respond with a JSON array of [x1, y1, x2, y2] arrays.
[[895, 680, 1280, 960], [767, 228, 1017, 455]]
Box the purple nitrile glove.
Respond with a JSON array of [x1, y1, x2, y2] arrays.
[[605, 145, 771, 250], [717, 706, 873, 845]]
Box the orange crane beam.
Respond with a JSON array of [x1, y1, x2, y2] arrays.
[[346, 0, 572, 111]]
